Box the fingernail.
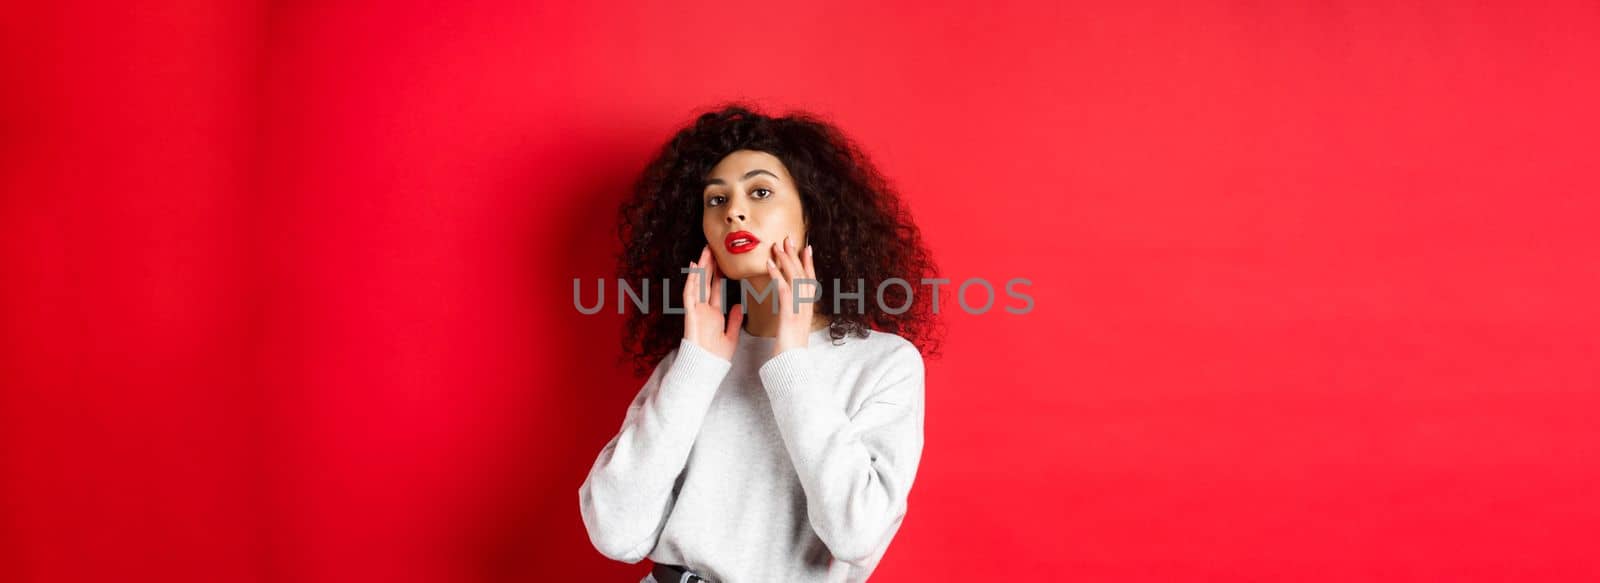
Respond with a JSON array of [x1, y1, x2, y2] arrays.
[[806, 244, 813, 255]]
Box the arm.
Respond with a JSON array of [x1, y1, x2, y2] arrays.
[[758, 341, 927, 564], [578, 338, 732, 562]]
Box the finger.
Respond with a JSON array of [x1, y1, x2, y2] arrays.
[[684, 260, 699, 307], [766, 255, 789, 314], [768, 247, 786, 302], [698, 246, 713, 303], [776, 236, 802, 284], [787, 236, 805, 275], [777, 238, 812, 312], [766, 252, 784, 285], [723, 303, 744, 341], [802, 244, 816, 280], [766, 254, 788, 291], [771, 237, 794, 282], [710, 269, 725, 311], [704, 250, 721, 308], [800, 244, 817, 301]]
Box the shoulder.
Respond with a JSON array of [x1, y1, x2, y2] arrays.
[[865, 328, 920, 356], [833, 328, 923, 378]]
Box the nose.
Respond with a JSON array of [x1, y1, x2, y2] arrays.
[[724, 206, 747, 225]]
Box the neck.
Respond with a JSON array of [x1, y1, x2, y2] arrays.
[[737, 275, 828, 337]]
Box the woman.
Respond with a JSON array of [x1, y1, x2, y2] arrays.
[[578, 104, 941, 582]]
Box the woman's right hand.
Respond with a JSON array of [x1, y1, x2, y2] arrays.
[[683, 245, 743, 361]]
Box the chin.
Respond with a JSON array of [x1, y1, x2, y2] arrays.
[[718, 255, 766, 280]]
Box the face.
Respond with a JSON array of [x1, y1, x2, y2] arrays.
[[701, 149, 807, 280]]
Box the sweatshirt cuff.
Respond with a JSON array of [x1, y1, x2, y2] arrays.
[[654, 338, 733, 415], [757, 347, 818, 404], [670, 337, 733, 379]]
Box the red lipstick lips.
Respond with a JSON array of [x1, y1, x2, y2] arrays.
[[724, 230, 760, 254]]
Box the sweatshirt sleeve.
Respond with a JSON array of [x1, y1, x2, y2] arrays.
[[578, 338, 733, 563], [758, 339, 926, 564]]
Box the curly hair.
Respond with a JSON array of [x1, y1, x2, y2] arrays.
[[615, 102, 942, 376]]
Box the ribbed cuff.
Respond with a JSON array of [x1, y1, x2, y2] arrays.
[[654, 338, 733, 416], [758, 347, 816, 404], [671, 337, 733, 378]]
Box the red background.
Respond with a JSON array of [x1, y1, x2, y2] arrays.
[[3, 1, 1597, 581]]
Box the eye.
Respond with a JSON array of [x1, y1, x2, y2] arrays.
[[751, 188, 773, 199], [706, 195, 726, 207]]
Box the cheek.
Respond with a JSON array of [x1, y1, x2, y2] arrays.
[[704, 216, 729, 245], [783, 212, 808, 247], [757, 201, 804, 232], [701, 218, 726, 262]]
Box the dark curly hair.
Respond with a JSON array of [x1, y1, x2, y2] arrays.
[[615, 102, 942, 376]]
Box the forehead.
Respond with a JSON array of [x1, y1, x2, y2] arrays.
[[705, 150, 790, 182]]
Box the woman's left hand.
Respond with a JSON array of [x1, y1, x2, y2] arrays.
[[765, 235, 817, 358]]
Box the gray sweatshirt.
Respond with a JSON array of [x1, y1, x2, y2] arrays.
[[578, 325, 927, 582]]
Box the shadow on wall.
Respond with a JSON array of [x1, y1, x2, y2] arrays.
[[452, 125, 663, 581]]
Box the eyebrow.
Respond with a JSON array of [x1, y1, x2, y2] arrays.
[[705, 169, 780, 187]]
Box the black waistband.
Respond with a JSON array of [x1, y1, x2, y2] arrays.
[[651, 561, 712, 583]]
